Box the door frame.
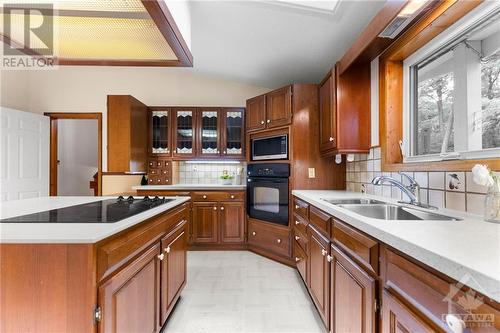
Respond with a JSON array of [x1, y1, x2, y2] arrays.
[[44, 113, 102, 196]]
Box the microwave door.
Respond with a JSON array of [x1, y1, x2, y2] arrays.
[[252, 135, 288, 161]]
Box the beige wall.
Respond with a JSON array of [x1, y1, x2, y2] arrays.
[[1, 66, 269, 170]]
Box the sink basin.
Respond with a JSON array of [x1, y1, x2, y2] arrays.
[[322, 198, 385, 205], [337, 204, 461, 221]]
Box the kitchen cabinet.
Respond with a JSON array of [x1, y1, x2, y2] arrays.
[[192, 202, 219, 244], [246, 85, 292, 132], [319, 68, 337, 155], [330, 244, 376, 333], [148, 159, 172, 185], [294, 238, 308, 283], [107, 95, 148, 173], [173, 108, 196, 158], [222, 108, 245, 159], [308, 224, 330, 327], [160, 224, 187, 323], [98, 242, 161, 333], [150, 109, 171, 156], [197, 108, 221, 158], [220, 202, 245, 243], [248, 219, 291, 260]]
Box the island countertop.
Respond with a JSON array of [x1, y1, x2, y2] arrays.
[[0, 196, 190, 244], [292, 190, 500, 304]]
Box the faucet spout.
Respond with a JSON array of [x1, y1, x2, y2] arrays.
[[371, 175, 419, 204]]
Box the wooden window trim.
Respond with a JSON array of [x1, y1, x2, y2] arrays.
[[379, 0, 500, 172]]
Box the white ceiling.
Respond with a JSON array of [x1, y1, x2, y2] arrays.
[[189, 0, 387, 88]]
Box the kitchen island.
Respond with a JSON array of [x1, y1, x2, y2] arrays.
[[0, 196, 190, 333]]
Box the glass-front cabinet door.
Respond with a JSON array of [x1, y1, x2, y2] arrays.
[[222, 108, 244, 159], [173, 108, 196, 157], [150, 109, 171, 156], [198, 109, 221, 157]]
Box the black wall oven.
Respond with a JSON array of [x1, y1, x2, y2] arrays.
[[247, 163, 290, 226]]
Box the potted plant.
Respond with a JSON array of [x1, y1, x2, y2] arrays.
[[220, 170, 234, 185]]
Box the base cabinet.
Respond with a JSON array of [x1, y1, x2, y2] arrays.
[[220, 202, 245, 243], [308, 225, 330, 327], [192, 202, 219, 243], [330, 244, 376, 333], [98, 243, 162, 333]]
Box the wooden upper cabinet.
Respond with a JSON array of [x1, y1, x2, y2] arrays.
[[308, 225, 330, 328], [220, 201, 245, 243], [266, 85, 292, 128], [98, 243, 161, 333], [107, 95, 148, 173], [150, 109, 171, 157], [319, 69, 337, 155], [221, 108, 245, 159], [330, 244, 376, 333], [192, 202, 219, 244], [172, 108, 196, 158], [197, 108, 221, 157], [246, 94, 266, 132]]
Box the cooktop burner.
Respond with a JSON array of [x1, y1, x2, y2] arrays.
[[0, 196, 175, 223]]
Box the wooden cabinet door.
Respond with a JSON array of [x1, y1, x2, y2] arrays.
[[192, 202, 219, 243], [381, 290, 436, 333], [308, 225, 330, 327], [197, 108, 221, 158], [266, 85, 292, 128], [98, 243, 161, 333], [172, 108, 196, 158], [220, 201, 245, 243], [319, 69, 337, 154], [221, 108, 245, 159], [150, 109, 171, 157], [330, 244, 376, 333], [246, 95, 266, 132], [160, 224, 187, 323]]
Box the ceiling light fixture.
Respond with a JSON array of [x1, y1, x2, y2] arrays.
[[379, 0, 429, 39]]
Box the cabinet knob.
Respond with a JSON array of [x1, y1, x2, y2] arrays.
[[327, 255, 333, 263], [260, 120, 265, 125], [276, 238, 281, 244], [295, 236, 300, 241], [157, 253, 164, 261], [329, 137, 334, 142], [321, 249, 327, 256], [164, 246, 171, 254], [295, 257, 301, 262], [166, 179, 169, 183], [295, 220, 300, 225], [223, 150, 227, 154], [266, 119, 271, 123], [213, 206, 217, 210], [295, 205, 299, 209], [149, 179, 153, 183], [157, 179, 161, 183], [230, 195, 235, 199], [252, 231, 256, 236], [220, 206, 224, 211], [203, 195, 207, 199]]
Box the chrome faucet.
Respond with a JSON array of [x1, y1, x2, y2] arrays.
[[371, 173, 435, 209]]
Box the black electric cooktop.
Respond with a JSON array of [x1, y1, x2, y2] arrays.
[[0, 196, 174, 223]]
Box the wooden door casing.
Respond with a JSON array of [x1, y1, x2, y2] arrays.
[[192, 202, 219, 243], [220, 201, 245, 243], [330, 244, 376, 333], [98, 243, 161, 333], [160, 224, 187, 323], [308, 225, 330, 327], [246, 94, 266, 132], [266, 85, 292, 128], [319, 69, 337, 154]]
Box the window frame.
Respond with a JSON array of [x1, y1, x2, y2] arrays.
[[402, 3, 500, 164]]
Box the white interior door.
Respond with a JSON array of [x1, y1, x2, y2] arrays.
[[0, 107, 49, 201]]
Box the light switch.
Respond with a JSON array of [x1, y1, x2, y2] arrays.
[[308, 168, 316, 178]]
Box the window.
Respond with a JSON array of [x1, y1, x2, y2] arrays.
[[405, 6, 500, 162]]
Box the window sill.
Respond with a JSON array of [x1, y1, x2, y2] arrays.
[[382, 158, 500, 172]]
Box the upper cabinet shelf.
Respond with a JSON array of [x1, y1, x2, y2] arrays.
[[246, 85, 292, 132]]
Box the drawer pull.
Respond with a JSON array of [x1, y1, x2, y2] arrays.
[[220, 206, 225, 211], [157, 179, 161, 183], [252, 231, 256, 236], [295, 257, 301, 262], [230, 195, 235, 199], [321, 249, 327, 256], [267, 119, 271, 124], [213, 206, 217, 210], [295, 205, 299, 209], [157, 253, 164, 261], [295, 220, 300, 225], [294, 236, 300, 241], [276, 238, 282, 244], [326, 255, 333, 263], [203, 195, 207, 199], [260, 120, 265, 125], [329, 137, 334, 142], [166, 179, 169, 183], [164, 246, 171, 254]]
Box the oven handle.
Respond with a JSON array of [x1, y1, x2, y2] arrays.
[[247, 178, 288, 184]]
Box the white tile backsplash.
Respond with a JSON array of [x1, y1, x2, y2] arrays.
[[176, 161, 246, 185], [428, 172, 445, 190], [446, 172, 465, 192], [445, 192, 466, 212], [466, 193, 485, 215]]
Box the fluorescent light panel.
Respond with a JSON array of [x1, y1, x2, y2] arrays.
[[185, 160, 241, 164]]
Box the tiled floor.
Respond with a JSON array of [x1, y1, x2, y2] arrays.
[[162, 251, 326, 333]]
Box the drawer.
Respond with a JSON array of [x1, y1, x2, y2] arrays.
[[382, 247, 500, 331], [333, 219, 378, 274], [293, 240, 307, 284], [293, 197, 309, 219], [192, 191, 244, 202], [149, 169, 159, 176], [292, 213, 308, 236], [293, 228, 308, 253], [248, 220, 290, 258], [159, 169, 171, 176], [148, 176, 171, 185], [309, 206, 331, 237]]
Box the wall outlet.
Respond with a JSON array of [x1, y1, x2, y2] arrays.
[[308, 168, 316, 178]]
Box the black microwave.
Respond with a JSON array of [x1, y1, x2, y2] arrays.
[[251, 134, 288, 161]]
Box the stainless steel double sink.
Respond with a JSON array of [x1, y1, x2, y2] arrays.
[[321, 199, 461, 221]]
